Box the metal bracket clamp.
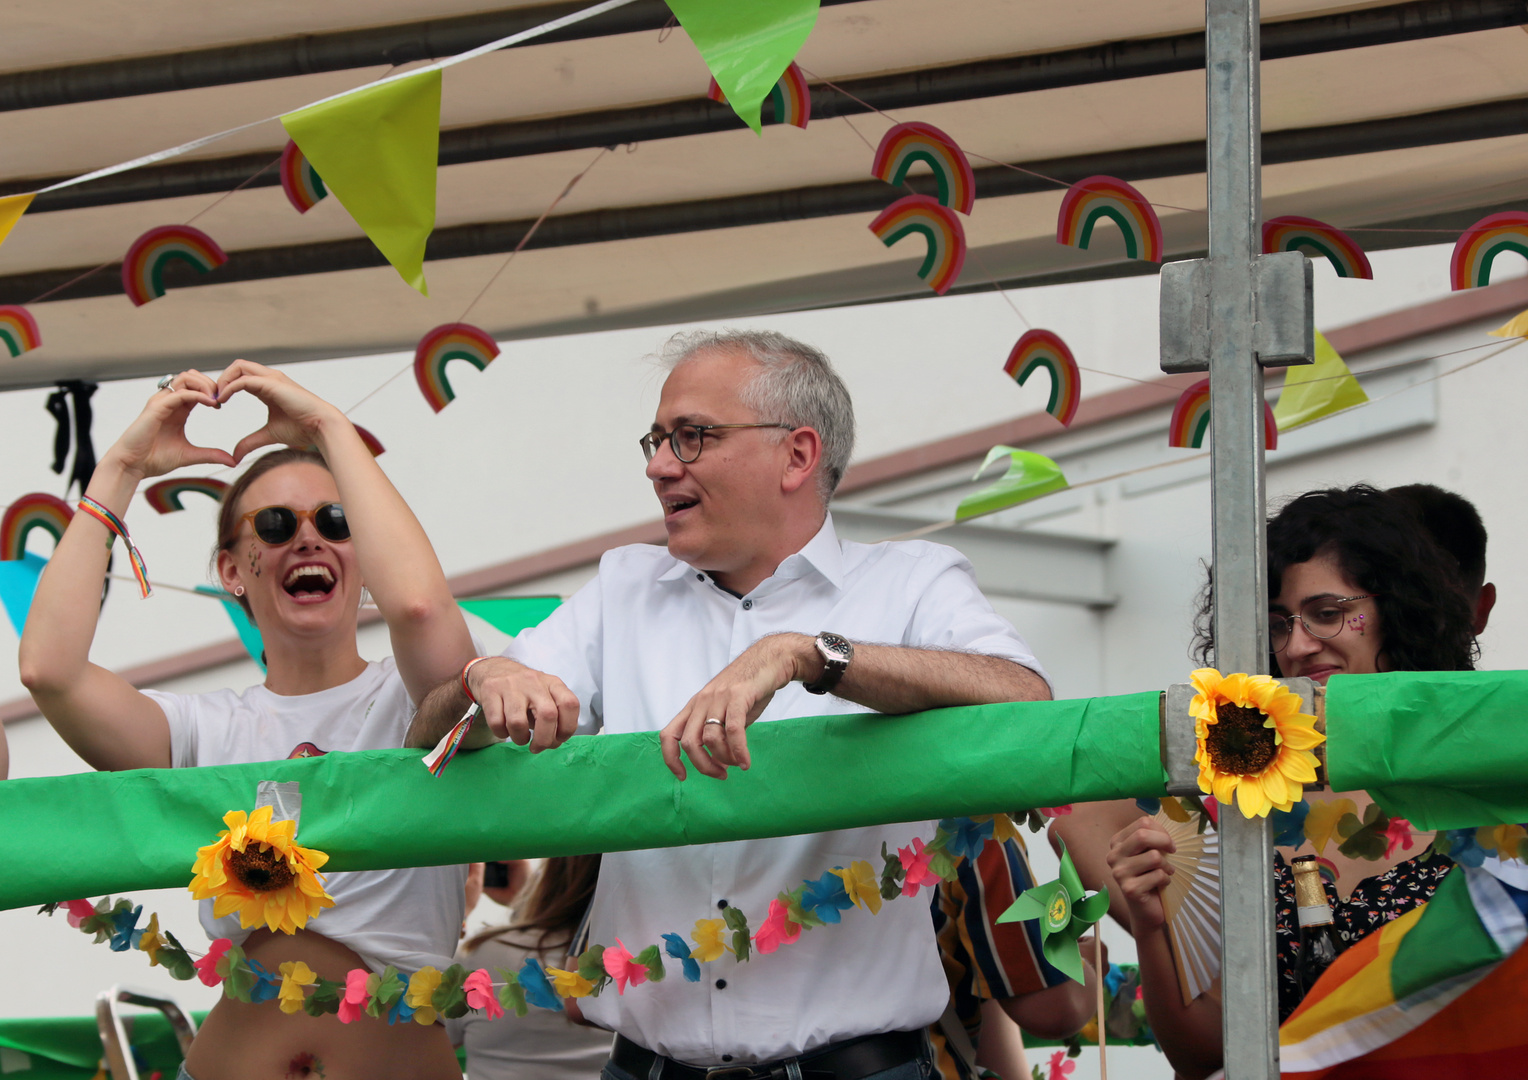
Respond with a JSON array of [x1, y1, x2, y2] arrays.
[[1160, 676, 1320, 796], [1159, 252, 1316, 373], [95, 985, 198, 1080]]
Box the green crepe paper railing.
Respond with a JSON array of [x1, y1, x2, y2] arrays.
[[1325, 670, 1528, 830], [0, 694, 1166, 912]]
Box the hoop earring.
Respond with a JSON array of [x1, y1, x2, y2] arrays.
[[233, 586, 245, 597]]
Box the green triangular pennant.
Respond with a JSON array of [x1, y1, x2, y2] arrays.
[[458, 596, 562, 636], [666, 0, 819, 133], [955, 446, 1068, 521]]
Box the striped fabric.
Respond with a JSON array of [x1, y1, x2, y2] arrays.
[[930, 836, 1071, 1080], [1280, 864, 1528, 1078]]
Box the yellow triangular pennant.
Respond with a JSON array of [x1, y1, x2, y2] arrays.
[[1273, 330, 1369, 433], [1489, 308, 1528, 338], [281, 71, 441, 295], [0, 192, 36, 251]]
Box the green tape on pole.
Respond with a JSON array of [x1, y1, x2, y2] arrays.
[[0, 693, 1164, 911], [1326, 670, 1528, 829]]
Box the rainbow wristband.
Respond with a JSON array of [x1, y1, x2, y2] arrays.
[[461, 656, 492, 704], [77, 495, 152, 598]]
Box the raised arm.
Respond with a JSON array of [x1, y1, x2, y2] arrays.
[[19, 371, 234, 770], [215, 360, 475, 704]]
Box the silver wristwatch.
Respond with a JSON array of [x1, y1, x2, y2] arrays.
[[803, 631, 853, 695]]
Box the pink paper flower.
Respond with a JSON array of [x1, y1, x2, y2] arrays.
[[194, 938, 233, 987], [899, 837, 938, 897], [602, 938, 648, 995], [63, 899, 96, 929], [464, 968, 503, 1019], [753, 899, 801, 955], [1383, 816, 1415, 860], [337, 968, 371, 1024], [1040, 805, 1074, 818], [1047, 1050, 1076, 1079]]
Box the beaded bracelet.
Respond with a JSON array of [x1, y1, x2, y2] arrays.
[[77, 495, 152, 598]]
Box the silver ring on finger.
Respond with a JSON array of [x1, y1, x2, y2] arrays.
[[156, 374, 176, 391], [703, 718, 724, 727]]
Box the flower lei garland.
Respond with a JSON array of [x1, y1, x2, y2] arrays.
[[42, 810, 1078, 1022]]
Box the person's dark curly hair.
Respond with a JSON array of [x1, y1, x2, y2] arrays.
[[1192, 484, 1477, 673]]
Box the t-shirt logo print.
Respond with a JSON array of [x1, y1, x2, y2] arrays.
[[287, 742, 327, 759]]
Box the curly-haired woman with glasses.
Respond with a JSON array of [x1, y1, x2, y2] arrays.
[[20, 360, 476, 1080]]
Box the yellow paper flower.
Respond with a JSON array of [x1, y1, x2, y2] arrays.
[[1190, 668, 1324, 819], [1479, 823, 1528, 859], [975, 813, 1021, 843], [135, 912, 166, 967], [546, 966, 596, 998], [405, 966, 441, 1025], [1303, 798, 1356, 854], [277, 960, 317, 1014], [690, 919, 731, 963], [830, 860, 883, 915], [188, 805, 335, 935]]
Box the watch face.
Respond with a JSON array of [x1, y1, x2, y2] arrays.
[[819, 632, 853, 662]]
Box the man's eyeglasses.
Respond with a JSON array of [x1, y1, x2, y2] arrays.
[[1268, 594, 1378, 653], [639, 423, 795, 464], [240, 503, 351, 546]]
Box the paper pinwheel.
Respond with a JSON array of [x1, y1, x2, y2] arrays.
[[995, 842, 1106, 983]]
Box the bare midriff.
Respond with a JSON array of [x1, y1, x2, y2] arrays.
[[183, 928, 461, 1080]]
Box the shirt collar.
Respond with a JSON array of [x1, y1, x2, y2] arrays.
[[655, 514, 845, 591]]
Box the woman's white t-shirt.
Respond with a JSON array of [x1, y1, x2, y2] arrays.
[[144, 658, 468, 973]]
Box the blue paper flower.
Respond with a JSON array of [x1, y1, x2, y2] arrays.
[[518, 958, 562, 1011], [1271, 799, 1311, 849], [386, 995, 416, 1025], [663, 933, 701, 983], [800, 871, 854, 925], [108, 904, 143, 952], [246, 959, 280, 1004], [1134, 797, 1162, 815], [1103, 961, 1127, 998], [1447, 828, 1487, 868], [940, 817, 995, 863]]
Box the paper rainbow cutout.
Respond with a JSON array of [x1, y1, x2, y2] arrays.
[[1, 492, 74, 561], [414, 323, 501, 413], [706, 62, 810, 129], [1450, 211, 1528, 291], [353, 424, 386, 457], [280, 140, 328, 214], [868, 195, 967, 295], [0, 306, 41, 358], [871, 121, 976, 216], [1003, 330, 1080, 427], [121, 225, 229, 307], [142, 478, 229, 514], [1168, 378, 1277, 451], [1262, 216, 1372, 280], [1056, 176, 1164, 263]]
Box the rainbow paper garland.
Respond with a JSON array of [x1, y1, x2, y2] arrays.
[[1056, 176, 1164, 263], [121, 225, 229, 307], [1004, 329, 1081, 427], [870, 121, 976, 215], [1168, 378, 1277, 451], [1449, 211, 1528, 291], [142, 478, 229, 515], [868, 194, 967, 295], [279, 141, 328, 214], [0, 305, 41, 358], [705, 62, 810, 129], [413, 323, 501, 413], [1262, 216, 1373, 280], [1, 492, 73, 561]]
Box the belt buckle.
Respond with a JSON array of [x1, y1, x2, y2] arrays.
[[704, 1068, 757, 1080]]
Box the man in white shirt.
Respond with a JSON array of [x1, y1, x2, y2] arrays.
[[410, 329, 1051, 1080]]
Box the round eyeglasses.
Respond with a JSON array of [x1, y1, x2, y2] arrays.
[[240, 503, 350, 546], [638, 423, 795, 464], [1268, 594, 1378, 653]]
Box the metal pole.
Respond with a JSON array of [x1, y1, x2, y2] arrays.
[[1205, 0, 1278, 1076]]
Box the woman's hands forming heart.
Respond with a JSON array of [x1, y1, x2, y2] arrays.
[[215, 359, 344, 463]]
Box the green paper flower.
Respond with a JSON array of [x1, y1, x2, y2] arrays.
[[995, 842, 1106, 983]]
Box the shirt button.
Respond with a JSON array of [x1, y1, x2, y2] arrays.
[[721, 1055, 734, 1063], [742, 599, 753, 609], [715, 979, 727, 990], [696, 573, 704, 581], [717, 899, 728, 910]]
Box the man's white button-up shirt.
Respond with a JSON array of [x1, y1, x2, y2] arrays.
[[502, 515, 1048, 1066]]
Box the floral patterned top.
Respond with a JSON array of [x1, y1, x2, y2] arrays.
[[1272, 850, 1454, 1021]]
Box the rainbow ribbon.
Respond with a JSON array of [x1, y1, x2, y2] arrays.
[[77, 495, 152, 598], [422, 703, 477, 777]]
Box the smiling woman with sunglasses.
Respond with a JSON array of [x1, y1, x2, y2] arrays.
[[20, 360, 476, 1080]]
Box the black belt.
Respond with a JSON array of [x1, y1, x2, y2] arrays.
[[609, 1030, 926, 1080]]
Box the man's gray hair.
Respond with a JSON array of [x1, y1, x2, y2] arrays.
[[659, 329, 856, 499]]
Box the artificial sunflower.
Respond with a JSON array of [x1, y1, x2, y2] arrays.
[[1189, 668, 1325, 819], [188, 805, 334, 934]]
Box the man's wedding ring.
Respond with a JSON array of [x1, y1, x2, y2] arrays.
[[703, 718, 724, 726]]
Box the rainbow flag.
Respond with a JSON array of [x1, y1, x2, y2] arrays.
[[1279, 864, 1528, 1078]]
